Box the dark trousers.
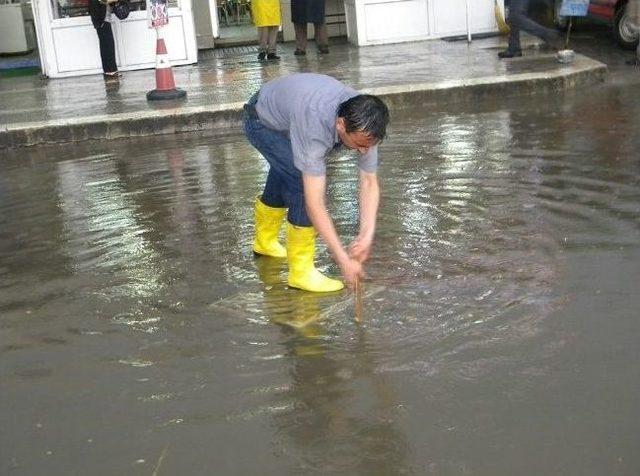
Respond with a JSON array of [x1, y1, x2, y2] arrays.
[[507, 0, 560, 50], [95, 22, 117, 74], [244, 94, 312, 227]]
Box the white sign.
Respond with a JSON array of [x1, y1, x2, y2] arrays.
[[147, 0, 169, 28]]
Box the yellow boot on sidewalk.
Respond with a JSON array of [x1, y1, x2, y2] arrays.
[[253, 197, 287, 258], [286, 223, 344, 293]]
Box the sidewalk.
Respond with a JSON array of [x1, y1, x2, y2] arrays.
[[0, 35, 607, 148]]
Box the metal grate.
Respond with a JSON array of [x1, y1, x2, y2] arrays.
[[209, 45, 260, 59]]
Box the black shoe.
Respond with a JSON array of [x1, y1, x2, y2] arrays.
[[266, 53, 280, 60], [257, 51, 266, 61], [498, 48, 522, 59], [626, 57, 640, 66], [294, 48, 306, 56], [317, 45, 329, 54]]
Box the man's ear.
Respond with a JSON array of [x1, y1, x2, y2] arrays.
[[335, 117, 345, 134]]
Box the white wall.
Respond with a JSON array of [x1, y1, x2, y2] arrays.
[[345, 0, 504, 46]]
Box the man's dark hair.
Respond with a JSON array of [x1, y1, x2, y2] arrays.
[[337, 95, 390, 142]]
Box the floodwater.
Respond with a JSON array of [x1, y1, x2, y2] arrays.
[[2, 85, 639, 476]]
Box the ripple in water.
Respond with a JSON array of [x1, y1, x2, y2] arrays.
[[1, 97, 639, 475]]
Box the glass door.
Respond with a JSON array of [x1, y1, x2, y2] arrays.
[[213, 0, 255, 46]]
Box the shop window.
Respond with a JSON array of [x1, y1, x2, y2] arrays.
[[49, 0, 178, 20], [50, 0, 89, 18], [127, 0, 180, 12], [218, 0, 252, 26]]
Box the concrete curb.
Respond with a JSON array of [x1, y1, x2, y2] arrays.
[[364, 55, 607, 109], [0, 54, 607, 149]]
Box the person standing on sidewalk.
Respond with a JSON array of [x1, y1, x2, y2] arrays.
[[89, 0, 120, 78], [244, 73, 390, 292], [291, 0, 329, 56], [498, 0, 564, 58], [251, 0, 282, 61]]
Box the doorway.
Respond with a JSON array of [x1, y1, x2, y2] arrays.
[[214, 0, 256, 47]]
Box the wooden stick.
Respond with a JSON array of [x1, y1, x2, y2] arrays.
[[354, 278, 363, 323], [565, 16, 573, 49]]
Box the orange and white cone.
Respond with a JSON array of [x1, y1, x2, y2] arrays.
[[146, 28, 186, 101]]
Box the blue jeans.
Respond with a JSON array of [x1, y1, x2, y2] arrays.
[[244, 93, 312, 227]]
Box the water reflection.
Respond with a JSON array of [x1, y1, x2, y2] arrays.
[[275, 335, 412, 474], [56, 154, 162, 299], [255, 258, 327, 342], [254, 258, 412, 474], [2, 85, 640, 474]]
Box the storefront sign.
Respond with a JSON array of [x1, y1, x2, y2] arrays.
[[147, 0, 169, 28]]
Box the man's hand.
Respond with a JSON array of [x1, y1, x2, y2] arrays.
[[348, 235, 373, 264], [338, 256, 365, 289], [302, 169, 379, 289]]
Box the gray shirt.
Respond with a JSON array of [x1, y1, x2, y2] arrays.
[[255, 73, 378, 176]]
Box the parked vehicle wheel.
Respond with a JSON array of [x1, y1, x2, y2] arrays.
[[613, 2, 639, 50]]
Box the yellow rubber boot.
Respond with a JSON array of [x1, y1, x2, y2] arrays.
[[286, 223, 344, 293], [253, 197, 287, 258]]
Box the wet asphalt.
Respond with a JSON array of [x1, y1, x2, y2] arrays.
[[1, 23, 639, 476]]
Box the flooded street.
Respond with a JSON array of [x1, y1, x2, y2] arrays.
[[2, 77, 640, 474]]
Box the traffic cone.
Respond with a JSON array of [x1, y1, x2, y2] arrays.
[[146, 28, 186, 101]]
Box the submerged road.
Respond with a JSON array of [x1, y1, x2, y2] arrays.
[[1, 27, 639, 476]]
